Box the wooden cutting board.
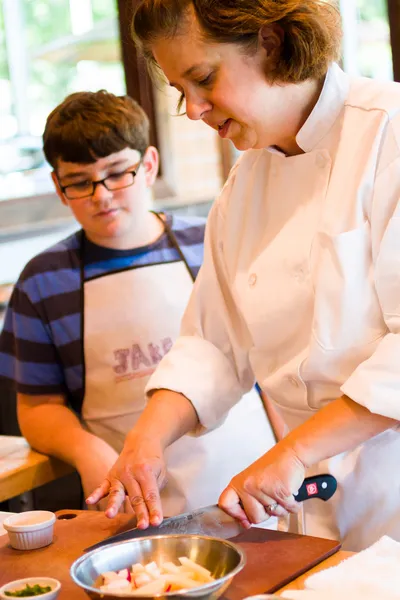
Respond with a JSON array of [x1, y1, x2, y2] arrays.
[[0, 509, 340, 598], [222, 527, 340, 599]]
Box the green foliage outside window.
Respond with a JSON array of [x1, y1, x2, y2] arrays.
[[92, 0, 116, 21], [356, 0, 392, 79], [357, 0, 388, 21], [0, 2, 8, 80]]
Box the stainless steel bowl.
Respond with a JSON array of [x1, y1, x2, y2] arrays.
[[70, 534, 246, 599]]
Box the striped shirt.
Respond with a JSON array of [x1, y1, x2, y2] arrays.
[[0, 213, 205, 414]]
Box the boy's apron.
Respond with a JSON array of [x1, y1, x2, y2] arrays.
[[81, 216, 275, 516]]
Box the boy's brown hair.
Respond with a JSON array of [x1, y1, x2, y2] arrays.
[[132, 0, 342, 84], [43, 90, 149, 169]]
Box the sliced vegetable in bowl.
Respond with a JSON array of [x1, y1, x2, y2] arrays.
[[99, 555, 215, 595], [71, 533, 245, 599]]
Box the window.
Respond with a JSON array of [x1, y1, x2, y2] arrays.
[[0, 0, 224, 236], [0, 0, 125, 202], [340, 0, 393, 80]]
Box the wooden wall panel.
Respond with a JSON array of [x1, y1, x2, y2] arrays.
[[387, 0, 400, 82], [116, 0, 159, 149]]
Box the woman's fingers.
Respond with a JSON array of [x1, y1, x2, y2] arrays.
[[86, 478, 111, 505], [87, 471, 162, 525], [219, 484, 289, 524], [124, 479, 151, 527], [104, 479, 126, 518], [86, 440, 167, 525], [248, 483, 299, 516], [263, 501, 290, 518], [219, 486, 251, 528], [117, 463, 163, 529], [123, 496, 135, 514], [99, 464, 163, 526], [128, 463, 163, 527], [219, 445, 306, 525], [277, 494, 300, 514]]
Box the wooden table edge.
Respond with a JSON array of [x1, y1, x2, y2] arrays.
[[0, 441, 74, 502]]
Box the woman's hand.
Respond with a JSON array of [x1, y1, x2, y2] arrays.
[[75, 439, 124, 513], [219, 443, 306, 527], [86, 435, 167, 527], [86, 389, 199, 525]]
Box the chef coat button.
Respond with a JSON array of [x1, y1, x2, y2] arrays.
[[295, 265, 307, 282], [287, 375, 300, 388], [248, 273, 257, 287], [316, 152, 327, 168]]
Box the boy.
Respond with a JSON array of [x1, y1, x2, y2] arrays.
[[0, 91, 275, 514]]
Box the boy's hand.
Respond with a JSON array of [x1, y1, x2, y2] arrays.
[[86, 436, 167, 527]]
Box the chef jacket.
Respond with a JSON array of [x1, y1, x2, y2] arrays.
[[146, 63, 400, 551]]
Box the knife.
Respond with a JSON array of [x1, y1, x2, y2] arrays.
[[84, 474, 337, 552]]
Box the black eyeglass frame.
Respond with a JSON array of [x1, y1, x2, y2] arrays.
[[57, 158, 143, 200]]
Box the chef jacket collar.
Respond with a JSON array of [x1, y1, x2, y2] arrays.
[[266, 63, 350, 157], [296, 62, 350, 153]]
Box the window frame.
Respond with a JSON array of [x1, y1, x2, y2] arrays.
[[387, 0, 400, 81]]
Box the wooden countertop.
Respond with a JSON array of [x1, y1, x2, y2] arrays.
[[0, 436, 73, 502]]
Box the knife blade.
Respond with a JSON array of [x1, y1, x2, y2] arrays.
[[84, 474, 337, 552]]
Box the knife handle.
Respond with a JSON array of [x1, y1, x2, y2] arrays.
[[294, 474, 337, 502]]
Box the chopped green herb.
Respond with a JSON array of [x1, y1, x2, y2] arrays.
[[4, 583, 52, 596]]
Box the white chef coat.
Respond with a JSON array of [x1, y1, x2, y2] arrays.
[[146, 63, 400, 550]]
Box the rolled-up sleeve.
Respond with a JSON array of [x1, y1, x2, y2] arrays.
[[341, 151, 400, 419], [146, 167, 255, 429]]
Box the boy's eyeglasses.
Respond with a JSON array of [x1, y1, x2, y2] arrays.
[[58, 160, 142, 200]]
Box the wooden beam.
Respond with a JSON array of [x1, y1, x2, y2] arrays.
[[387, 0, 400, 82], [116, 0, 159, 149]]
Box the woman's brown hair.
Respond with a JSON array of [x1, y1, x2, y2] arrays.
[[132, 0, 342, 84]]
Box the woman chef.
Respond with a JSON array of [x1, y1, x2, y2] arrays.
[[87, 0, 400, 551]]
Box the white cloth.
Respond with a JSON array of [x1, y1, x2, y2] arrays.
[[82, 258, 276, 517], [147, 63, 400, 549], [281, 536, 400, 600]]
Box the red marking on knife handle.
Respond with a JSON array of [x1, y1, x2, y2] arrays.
[[306, 483, 318, 496]]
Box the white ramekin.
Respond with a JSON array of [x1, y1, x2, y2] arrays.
[[3, 510, 56, 550], [0, 577, 61, 599]]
